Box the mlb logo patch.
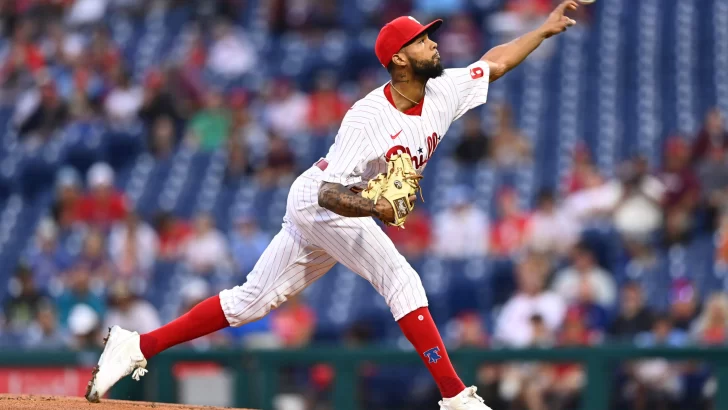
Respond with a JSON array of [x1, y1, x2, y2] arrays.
[[423, 347, 442, 364]]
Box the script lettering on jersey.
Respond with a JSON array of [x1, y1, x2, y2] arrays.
[[385, 132, 440, 169]]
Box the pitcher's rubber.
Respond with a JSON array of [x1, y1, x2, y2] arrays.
[[0, 395, 257, 409]]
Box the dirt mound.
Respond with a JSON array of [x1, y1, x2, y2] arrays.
[[0, 395, 256, 410]]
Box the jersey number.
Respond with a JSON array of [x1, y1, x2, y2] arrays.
[[470, 67, 484, 80]]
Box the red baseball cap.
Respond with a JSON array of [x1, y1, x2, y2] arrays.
[[375, 16, 443, 68]]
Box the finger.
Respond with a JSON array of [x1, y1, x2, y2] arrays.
[[408, 195, 417, 203], [555, 0, 578, 14]]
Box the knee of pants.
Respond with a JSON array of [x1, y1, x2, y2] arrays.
[[385, 276, 429, 321], [219, 283, 287, 328]]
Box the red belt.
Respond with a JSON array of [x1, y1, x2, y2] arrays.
[[315, 159, 328, 171]]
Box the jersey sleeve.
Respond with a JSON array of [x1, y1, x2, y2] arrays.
[[320, 126, 375, 186], [443, 60, 490, 121]]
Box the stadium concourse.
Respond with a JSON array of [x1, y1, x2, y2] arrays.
[[0, 395, 256, 410], [0, 0, 727, 409]]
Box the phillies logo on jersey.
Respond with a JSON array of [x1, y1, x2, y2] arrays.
[[385, 132, 440, 169], [423, 346, 442, 364]]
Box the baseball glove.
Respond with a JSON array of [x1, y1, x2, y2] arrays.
[[361, 152, 423, 228]]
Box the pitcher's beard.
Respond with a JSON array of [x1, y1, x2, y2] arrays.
[[411, 57, 444, 79]]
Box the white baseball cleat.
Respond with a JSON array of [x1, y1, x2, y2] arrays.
[[439, 386, 493, 410], [85, 326, 148, 403]]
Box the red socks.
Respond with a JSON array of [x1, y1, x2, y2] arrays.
[[139, 295, 230, 359], [138, 298, 465, 399], [397, 307, 466, 398]]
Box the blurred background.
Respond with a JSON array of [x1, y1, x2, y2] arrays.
[[0, 0, 727, 409]]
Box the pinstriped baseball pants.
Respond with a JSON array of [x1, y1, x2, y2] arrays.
[[219, 169, 429, 326]]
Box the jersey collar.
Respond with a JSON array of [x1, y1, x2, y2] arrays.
[[383, 83, 424, 116]]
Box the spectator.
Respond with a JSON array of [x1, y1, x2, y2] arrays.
[[385, 209, 432, 259], [76, 229, 115, 282], [67, 303, 103, 350], [88, 26, 121, 81], [154, 211, 193, 260], [547, 309, 589, 406], [630, 315, 686, 410], [525, 188, 580, 257], [562, 166, 612, 223], [454, 113, 489, 164], [692, 108, 728, 165], [257, 132, 297, 187], [56, 263, 105, 328], [104, 68, 144, 124], [490, 188, 530, 258], [307, 71, 348, 135], [563, 142, 597, 194], [2, 19, 44, 82], [229, 91, 268, 163], [66, 0, 107, 27], [183, 213, 229, 275], [24, 302, 68, 349], [26, 219, 72, 292], [447, 312, 489, 349], [432, 186, 489, 258], [609, 282, 655, 342], [149, 115, 177, 160], [103, 281, 161, 335], [271, 294, 316, 348], [697, 146, 728, 229], [16, 75, 69, 147], [489, 104, 531, 169], [263, 78, 309, 139], [495, 254, 566, 347], [51, 167, 83, 233], [635, 314, 688, 347], [3, 265, 47, 334], [225, 136, 255, 182], [138, 70, 181, 132], [75, 162, 128, 230], [435, 13, 481, 67], [669, 278, 699, 331], [658, 137, 700, 245], [229, 213, 271, 274], [718, 212, 728, 265], [108, 212, 158, 280], [691, 292, 728, 345], [207, 19, 256, 77], [551, 241, 616, 309], [612, 157, 665, 241], [185, 89, 231, 151]]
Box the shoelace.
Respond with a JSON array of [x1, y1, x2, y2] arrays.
[[131, 368, 148, 381], [463, 387, 485, 404]]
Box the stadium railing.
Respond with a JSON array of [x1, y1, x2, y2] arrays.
[[2, 346, 727, 410]]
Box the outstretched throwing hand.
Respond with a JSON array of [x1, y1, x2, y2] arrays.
[[540, 0, 579, 38]]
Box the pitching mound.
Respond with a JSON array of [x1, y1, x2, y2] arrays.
[[0, 395, 256, 410]]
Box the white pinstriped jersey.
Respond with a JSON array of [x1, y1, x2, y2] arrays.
[[317, 60, 490, 188]]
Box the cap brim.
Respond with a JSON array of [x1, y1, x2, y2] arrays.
[[405, 19, 443, 47]]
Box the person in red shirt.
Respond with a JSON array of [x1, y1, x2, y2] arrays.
[[270, 294, 316, 348], [154, 211, 193, 260], [692, 108, 728, 165], [384, 209, 432, 259], [307, 72, 348, 135], [490, 187, 530, 257], [658, 136, 700, 245], [74, 162, 128, 231]]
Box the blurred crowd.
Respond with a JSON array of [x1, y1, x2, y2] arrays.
[[1, 0, 727, 409]]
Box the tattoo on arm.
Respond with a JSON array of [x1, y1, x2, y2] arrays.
[[318, 182, 380, 218]]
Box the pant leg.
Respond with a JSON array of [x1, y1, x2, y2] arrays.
[[219, 220, 336, 327], [287, 174, 428, 321]]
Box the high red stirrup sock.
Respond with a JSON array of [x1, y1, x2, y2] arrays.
[[397, 307, 467, 398], [139, 295, 230, 359]]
